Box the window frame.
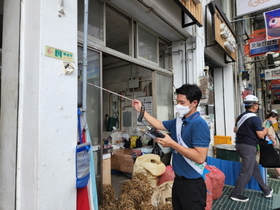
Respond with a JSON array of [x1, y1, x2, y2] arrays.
[[135, 23, 160, 66]]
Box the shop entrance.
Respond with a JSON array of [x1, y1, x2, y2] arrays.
[[204, 54, 236, 141], [77, 47, 173, 203], [203, 56, 216, 135]]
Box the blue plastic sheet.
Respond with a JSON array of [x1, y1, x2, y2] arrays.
[[207, 156, 267, 191]]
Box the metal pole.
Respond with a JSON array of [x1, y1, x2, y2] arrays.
[[87, 82, 134, 102], [82, 0, 89, 121], [82, 1, 101, 209], [236, 20, 246, 114]]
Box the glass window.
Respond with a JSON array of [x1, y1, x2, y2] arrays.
[[155, 73, 173, 121], [159, 39, 172, 70], [78, 0, 104, 41], [106, 6, 130, 55], [78, 46, 101, 146], [138, 26, 158, 63]]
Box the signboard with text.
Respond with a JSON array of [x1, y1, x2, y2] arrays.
[[236, 0, 280, 17], [244, 29, 280, 57], [265, 68, 280, 80], [44, 45, 75, 62], [250, 38, 279, 55]]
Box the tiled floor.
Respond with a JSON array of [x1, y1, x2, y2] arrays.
[[212, 178, 280, 210], [111, 172, 280, 210]]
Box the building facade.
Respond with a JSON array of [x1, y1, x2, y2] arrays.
[[0, 0, 241, 209]]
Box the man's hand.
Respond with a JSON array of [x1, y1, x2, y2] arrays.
[[155, 133, 208, 164], [154, 133, 174, 148], [132, 99, 142, 113]]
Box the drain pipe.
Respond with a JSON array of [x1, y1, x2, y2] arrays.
[[82, 0, 100, 207], [230, 18, 246, 115], [82, 0, 88, 120]]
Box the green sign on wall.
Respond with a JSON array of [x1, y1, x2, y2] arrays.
[[44, 45, 74, 62]]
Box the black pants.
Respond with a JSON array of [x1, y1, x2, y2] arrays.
[[172, 175, 206, 210]]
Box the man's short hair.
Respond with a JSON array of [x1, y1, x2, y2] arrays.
[[175, 84, 202, 105]]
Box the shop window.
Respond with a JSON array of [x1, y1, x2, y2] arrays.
[[155, 73, 173, 121], [78, 46, 101, 146], [137, 25, 159, 64], [78, 0, 172, 71], [159, 38, 172, 70], [78, 0, 104, 41], [106, 6, 130, 55]]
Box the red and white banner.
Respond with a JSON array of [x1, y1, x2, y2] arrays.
[[244, 29, 280, 57]]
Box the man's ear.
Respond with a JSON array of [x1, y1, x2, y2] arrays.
[[192, 100, 198, 106]]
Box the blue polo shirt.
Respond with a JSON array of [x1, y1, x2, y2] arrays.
[[235, 111, 263, 146], [163, 111, 210, 179]]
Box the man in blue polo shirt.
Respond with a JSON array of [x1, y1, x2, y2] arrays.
[[230, 94, 273, 202], [132, 84, 210, 210]]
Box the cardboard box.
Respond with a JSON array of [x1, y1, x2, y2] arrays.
[[111, 149, 134, 174]]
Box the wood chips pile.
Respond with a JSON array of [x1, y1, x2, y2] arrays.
[[99, 172, 173, 210]]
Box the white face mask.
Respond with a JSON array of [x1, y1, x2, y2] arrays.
[[271, 119, 277, 124], [175, 104, 191, 116]]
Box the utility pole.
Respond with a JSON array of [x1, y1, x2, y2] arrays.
[[235, 19, 263, 119], [235, 19, 246, 113]]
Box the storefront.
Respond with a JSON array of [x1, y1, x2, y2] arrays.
[[0, 0, 239, 209], [203, 1, 236, 139]]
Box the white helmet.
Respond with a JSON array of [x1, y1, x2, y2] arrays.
[[272, 109, 279, 115], [244, 95, 259, 105]]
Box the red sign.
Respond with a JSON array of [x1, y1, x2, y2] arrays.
[[244, 29, 280, 57], [269, 79, 280, 90], [242, 89, 252, 99]]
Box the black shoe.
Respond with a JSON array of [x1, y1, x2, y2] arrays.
[[230, 195, 249, 202], [264, 188, 273, 198]]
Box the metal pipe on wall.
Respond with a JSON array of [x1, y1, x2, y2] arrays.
[[82, 0, 89, 118], [236, 19, 246, 114], [82, 0, 100, 208], [184, 43, 187, 84]]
